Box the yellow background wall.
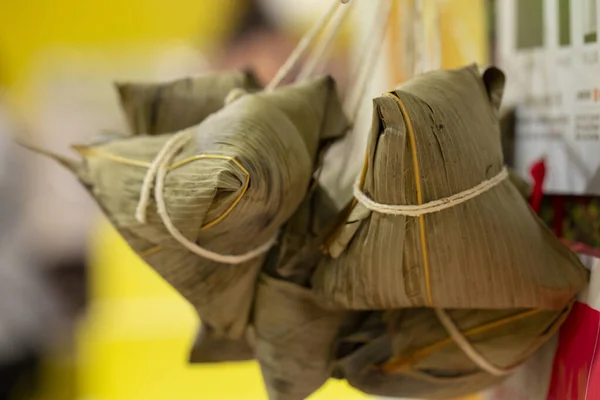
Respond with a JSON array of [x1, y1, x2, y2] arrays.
[[0, 0, 238, 93]]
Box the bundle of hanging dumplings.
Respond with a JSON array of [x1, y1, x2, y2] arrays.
[[25, 63, 588, 400]]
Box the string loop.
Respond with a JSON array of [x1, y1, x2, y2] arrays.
[[135, 130, 276, 264], [434, 308, 518, 376]]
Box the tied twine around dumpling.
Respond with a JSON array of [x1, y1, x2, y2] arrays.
[[118, 73, 277, 264], [350, 94, 512, 376], [315, 66, 587, 312], [135, 129, 276, 265]]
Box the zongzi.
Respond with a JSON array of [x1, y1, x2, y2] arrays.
[[313, 65, 588, 310]]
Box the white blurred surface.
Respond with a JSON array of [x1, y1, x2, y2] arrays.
[[0, 101, 64, 363]]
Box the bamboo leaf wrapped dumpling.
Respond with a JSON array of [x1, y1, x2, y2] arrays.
[[116, 70, 261, 135], [37, 76, 349, 343], [313, 65, 588, 310]]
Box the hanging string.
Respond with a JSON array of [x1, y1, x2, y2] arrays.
[[344, 0, 394, 122], [325, 0, 394, 199], [266, 0, 346, 91], [135, 0, 362, 262], [296, 1, 354, 81]]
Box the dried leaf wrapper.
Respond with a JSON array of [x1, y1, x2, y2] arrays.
[[116, 70, 261, 136], [67, 77, 348, 339], [313, 65, 587, 310]]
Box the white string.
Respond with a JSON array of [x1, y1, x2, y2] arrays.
[[296, 1, 353, 81], [266, 0, 343, 91], [354, 167, 508, 216], [135, 130, 276, 264], [136, 131, 192, 223], [344, 0, 394, 122], [434, 308, 517, 376]]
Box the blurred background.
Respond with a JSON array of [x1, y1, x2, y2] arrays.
[[2, 0, 585, 399]]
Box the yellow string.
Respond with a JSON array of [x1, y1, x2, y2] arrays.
[[72, 146, 250, 231], [139, 245, 163, 258], [383, 92, 433, 306], [72, 146, 151, 168]]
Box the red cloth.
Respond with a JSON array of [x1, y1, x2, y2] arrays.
[[547, 303, 600, 400], [529, 159, 546, 214]]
